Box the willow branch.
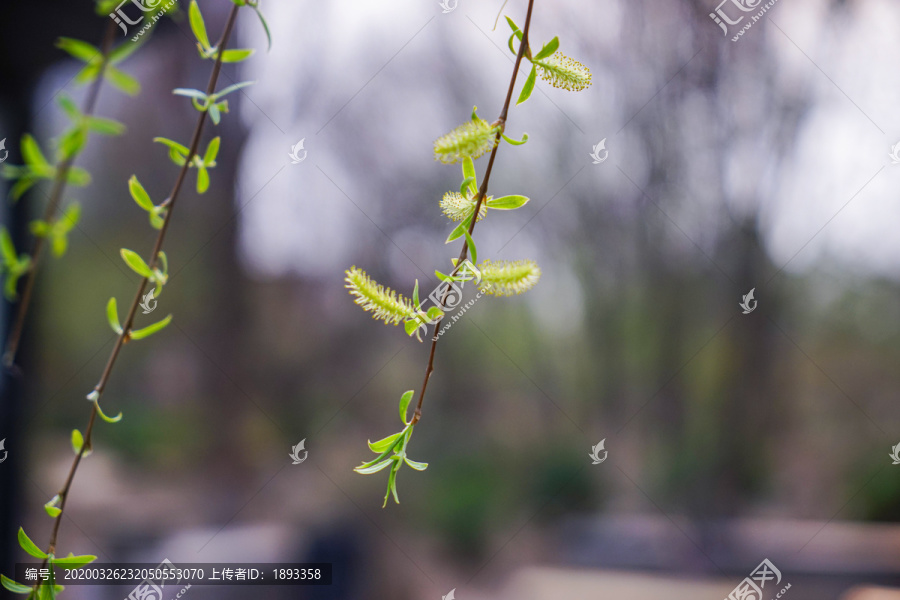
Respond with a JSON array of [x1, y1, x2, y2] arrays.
[[38, 4, 241, 566], [3, 19, 119, 367], [410, 0, 535, 425]]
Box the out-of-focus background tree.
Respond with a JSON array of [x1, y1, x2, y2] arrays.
[[2, 0, 900, 598]]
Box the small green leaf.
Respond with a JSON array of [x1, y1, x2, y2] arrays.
[[55, 37, 99, 62], [44, 495, 61, 518], [196, 166, 210, 194], [0, 228, 18, 266], [129, 314, 172, 340], [91, 397, 122, 424], [404, 319, 420, 337], [487, 194, 529, 210], [399, 390, 414, 423], [57, 94, 81, 121], [18, 528, 47, 558], [208, 103, 221, 125], [65, 167, 91, 186], [204, 137, 220, 164], [188, 0, 211, 51], [53, 554, 97, 569], [463, 229, 477, 264], [404, 457, 428, 471], [220, 48, 254, 63], [105, 66, 140, 95], [86, 116, 125, 136], [71, 429, 89, 456], [445, 211, 474, 244], [459, 176, 476, 196], [1, 574, 32, 594], [173, 88, 209, 101], [368, 431, 403, 453], [153, 137, 189, 165], [129, 176, 154, 211], [426, 306, 443, 321], [462, 156, 477, 189], [354, 459, 393, 475], [21, 134, 50, 169], [106, 297, 123, 334], [533, 36, 559, 60], [253, 5, 272, 51], [517, 64, 537, 105], [120, 248, 153, 278], [212, 81, 255, 101], [29, 220, 50, 237], [501, 131, 529, 146]]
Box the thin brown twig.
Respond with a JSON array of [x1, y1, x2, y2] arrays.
[[35, 4, 242, 576], [410, 0, 535, 425], [3, 19, 119, 367]]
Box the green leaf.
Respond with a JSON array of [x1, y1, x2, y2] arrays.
[[445, 211, 474, 244], [120, 248, 153, 278], [1, 574, 32, 594], [253, 5, 272, 51], [173, 88, 208, 100], [384, 460, 400, 507], [196, 166, 209, 194], [129, 176, 154, 211], [204, 137, 220, 164], [412, 280, 420, 308], [404, 457, 428, 471], [517, 64, 537, 105], [57, 94, 81, 121], [29, 220, 50, 237], [368, 431, 403, 453], [463, 229, 477, 264], [354, 459, 393, 475], [212, 80, 255, 101], [71, 429, 88, 455], [91, 397, 122, 423], [220, 48, 254, 63], [533, 36, 559, 60], [21, 134, 50, 169], [106, 297, 123, 334], [44, 495, 61, 518], [65, 167, 91, 186], [58, 203, 81, 231], [18, 528, 47, 558], [462, 157, 477, 193], [426, 306, 443, 321], [189, 0, 211, 51], [501, 131, 529, 146], [399, 390, 414, 423], [153, 137, 189, 165], [74, 62, 101, 86], [459, 176, 475, 196], [105, 66, 140, 95], [129, 314, 172, 340], [487, 194, 529, 209], [0, 228, 17, 266], [53, 554, 97, 569], [56, 37, 99, 62], [208, 102, 221, 125], [87, 116, 125, 136]]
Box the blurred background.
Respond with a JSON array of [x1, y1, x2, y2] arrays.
[[2, 0, 900, 598]]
